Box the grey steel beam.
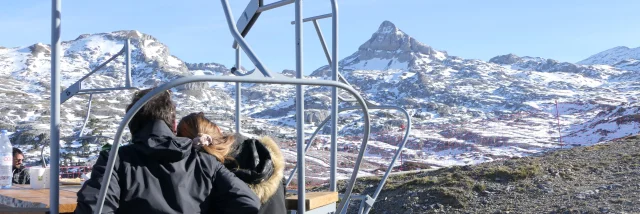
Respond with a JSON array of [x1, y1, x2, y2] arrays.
[[256, 0, 294, 13], [94, 76, 371, 214], [75, 49, 125, 84], [285, 105, 412, 204], [307, 18, 358, 105], [235, 47, 242, 134], [125, 39, 132, 88], [50, 0, 61, 212], [231, 0, 263, 49], [220, 0, 273, 78], [360, 107, 411, 214], [290, 13, 332, 24], [294, 0, 305, 213], [312, 20, 332, 72], [329, 0, 339, 193], [75, 87, 138, 94]]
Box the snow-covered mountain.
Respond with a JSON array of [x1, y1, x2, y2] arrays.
[[578, 46, 640, 66], [1, 21, 639, 182]]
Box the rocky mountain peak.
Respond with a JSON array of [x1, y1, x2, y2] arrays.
[[357, 20, 440, 57], [489, 53, 521, 65]]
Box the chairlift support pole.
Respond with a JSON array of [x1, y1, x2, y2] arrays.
[[50, 0, 61, 213], [294, 1, 306, 213]]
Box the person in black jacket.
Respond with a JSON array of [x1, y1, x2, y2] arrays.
[[75, 89, 260, 214], [177, 112, 287, 214]]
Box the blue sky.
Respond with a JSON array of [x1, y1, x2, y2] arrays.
[[1, 0, 640, 75]]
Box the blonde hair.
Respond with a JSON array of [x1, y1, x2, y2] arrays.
[[176, 112, 235, 162]]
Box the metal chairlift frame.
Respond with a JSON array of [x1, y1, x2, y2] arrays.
[[284, 13, 412, 214], [60, 39, 136, 104], [48, 0, 404, 214], [47, 37, 135, 167]]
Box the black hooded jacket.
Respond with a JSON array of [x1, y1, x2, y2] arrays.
[[225, 134, 287, 214], [75, 120, 260, 214]]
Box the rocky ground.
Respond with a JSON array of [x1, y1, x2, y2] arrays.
[[313, 135, 640, 214]]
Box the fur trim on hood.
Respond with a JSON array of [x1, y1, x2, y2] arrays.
[[224, 135, 285, 204], [249, 136, 285, 204]]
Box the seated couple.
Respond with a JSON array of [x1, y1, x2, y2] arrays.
[[75, 88, 286, 214]]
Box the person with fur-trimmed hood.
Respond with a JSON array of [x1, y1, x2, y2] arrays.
[[177, 112, 287, 214], [75, 89, 260, 214]]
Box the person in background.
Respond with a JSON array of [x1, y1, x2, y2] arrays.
[[75, 88, 260, 214], [12, 148, 29, 184], [177, 112, 287, 214]]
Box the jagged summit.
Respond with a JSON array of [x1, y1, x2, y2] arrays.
[[311, 21, 447, 76], [357, 20, 441, 57]]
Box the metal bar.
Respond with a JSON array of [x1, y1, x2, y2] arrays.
[[125, 39, 132, 88], [308, 24, 356, 105], [220, 0, 273, 78], [77, 94, 94, 138], [235, 47, 242, 134], [77, 87, 138, 93], [61, 136, 113, 141], [362, 107, 411, 214], [285, 105, 411, 192], [50, 0, 61, 212], [76, 91, 111, 95], [290, 13, 332, 24], [330, 0, 339, 193], [312, 21, 332, 68], [231, 0, 262, 49], [285, 113, 330, 187], [294, 0, 305, 213], [95, 76, 371, 214], [256, 0, 294, 13], [358, 198, 367, 214], [286, 105, 411, 213], [76, 49, 125, 84]]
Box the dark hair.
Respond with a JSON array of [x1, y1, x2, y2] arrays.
[[13, 148, 23, 156], [126, 88, 177, 135]]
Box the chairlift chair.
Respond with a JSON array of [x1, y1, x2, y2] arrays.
[[49, 1, 410, 214]]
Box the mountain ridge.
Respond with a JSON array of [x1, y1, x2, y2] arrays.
[[1, 21, 640, 182]]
